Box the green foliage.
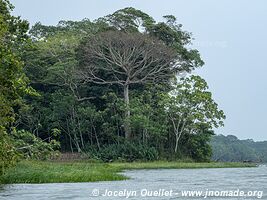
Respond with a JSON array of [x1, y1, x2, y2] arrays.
[[182, 126, 214, 162], [0, 0, 36, 174], [11, 129, 60, 160], [0, 128, 17, 175], [29, 19, 103, 40], [168, 75, 225, 129], [211, 135, 267, 162], [129, 89, 169, 149], [85, 142, 159, 162], [0, 161, 255, 184], [16, 7, 225, 163], [161, 75, 225, 154], [0, 161, 126, 184], [98, 7, 155, 32], [0, 15, 29, 127], [149, 15, 204, 72]]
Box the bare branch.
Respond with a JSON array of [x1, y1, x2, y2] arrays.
[[77, 30, 178, 88]]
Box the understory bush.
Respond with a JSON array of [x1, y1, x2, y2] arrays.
[[0, 128, 18, 175], [85, 142, 159, 162], [11, 129, 60, 160]]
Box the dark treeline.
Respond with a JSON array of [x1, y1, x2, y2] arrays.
[[211, 135, 267, 162], [0, 0, 226, 173]]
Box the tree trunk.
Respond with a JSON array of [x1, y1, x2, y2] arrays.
[[175, 136, 179, 153], [123, 84, 131, 139]]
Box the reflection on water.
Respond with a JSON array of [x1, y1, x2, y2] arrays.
[[0, 185, 4, 193], [0, 165, 266, 200]]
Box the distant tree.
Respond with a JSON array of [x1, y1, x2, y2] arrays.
[[211, 134, 266, 162]]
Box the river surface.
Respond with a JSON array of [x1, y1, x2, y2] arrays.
[[0, 165, 266, 200]]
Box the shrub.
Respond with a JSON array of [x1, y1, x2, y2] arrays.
[[0, 128, 17, 175], [85, 142, 159, 162], [11, 129, 60, 160]]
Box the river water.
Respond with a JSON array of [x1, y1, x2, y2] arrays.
[[0, 165, 266, 200]]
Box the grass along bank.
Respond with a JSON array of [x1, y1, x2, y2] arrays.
[[0, 161, 256, 184]]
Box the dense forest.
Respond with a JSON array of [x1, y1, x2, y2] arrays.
[[211, 135, 267, 162], [0, 0, 228, 174]]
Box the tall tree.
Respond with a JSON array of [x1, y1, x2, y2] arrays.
[[76, 8, 204, 139], [0, 0, 33, 173], [77, 30, 177, 139], [163, 75, 225, 153]]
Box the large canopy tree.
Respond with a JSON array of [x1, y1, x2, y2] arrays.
[[77, 31, 177, 138], [76, 8, 204, 139]]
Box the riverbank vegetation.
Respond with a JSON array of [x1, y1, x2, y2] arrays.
[[0, 0, 233, 177], [0, 161, 256, 184]]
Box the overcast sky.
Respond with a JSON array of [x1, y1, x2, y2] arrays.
[[10, 0, 267, 141]]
